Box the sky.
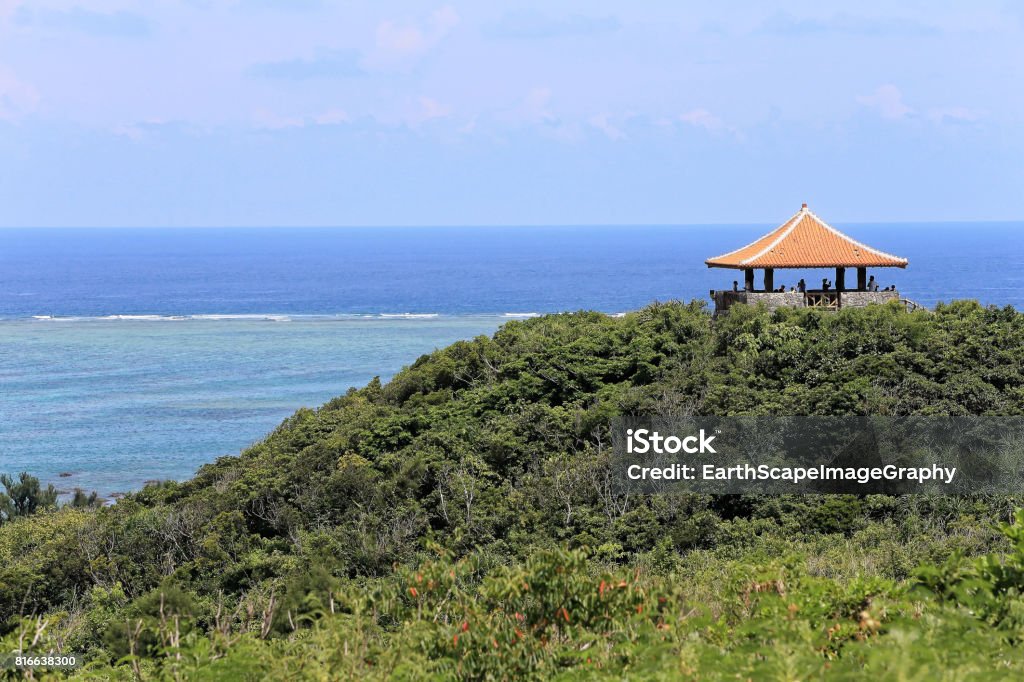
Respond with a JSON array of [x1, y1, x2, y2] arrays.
[[0, 1, 1021, 227]]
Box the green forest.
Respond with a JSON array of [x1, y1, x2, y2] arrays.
[[3, 299, 1024, 680]]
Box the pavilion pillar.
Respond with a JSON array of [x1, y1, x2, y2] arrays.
[[835, 267, 846, 292], [744, 268, 754, 291], [764, 268, 774, 292], [857, 267, 867, 291]]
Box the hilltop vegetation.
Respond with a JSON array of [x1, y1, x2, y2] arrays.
[[3, 299, 1024, 679]]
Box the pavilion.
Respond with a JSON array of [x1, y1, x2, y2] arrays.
[[706, 204, 908, 314]]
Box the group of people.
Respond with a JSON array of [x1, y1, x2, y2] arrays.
[[731, 275, 895, 293]]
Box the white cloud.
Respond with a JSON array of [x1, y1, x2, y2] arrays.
[[377, 22, 426, 55], [248, 49, 362, 80], [13, 5, 151, 38], [0, 0, 27, 22], [0, 65, 39, 120], [252, 108, 353, 130], [588, 113, 624, 140], [235, 0, 324, 11], [313, 109, 350, 126], [927, 106, 984, 125], [398, 96, 452, 127], [678, 109, 738, 136], [252, 110, 306, 130], [485, 10, 621, 39], [417, 97, 450, 121], [370, 5, 459, 68], [856, 84, 913, 120], [0, 0, 20, 20], [679, 109, 721, 130], [109, 119, 185, 141], [493, 87, 555, 127], [758, 11, 937, 37], [111, 124, 143, 140], [492, 88, 584, 141], [517, 87, 554, 124]]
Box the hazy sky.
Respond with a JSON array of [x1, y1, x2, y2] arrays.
[[1, 1, 1021, 226]]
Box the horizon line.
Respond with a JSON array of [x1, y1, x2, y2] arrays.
[[2, 219, 1023, 230]]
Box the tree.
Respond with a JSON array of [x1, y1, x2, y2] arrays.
[[69, 488, 103, 509], [0, 472, 59, 523]]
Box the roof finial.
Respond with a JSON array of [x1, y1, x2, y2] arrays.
[[801, 202, 808, 210]]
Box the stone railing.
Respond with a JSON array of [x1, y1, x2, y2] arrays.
[[711, 289, 899, 313], [840, 291, 901, 308]]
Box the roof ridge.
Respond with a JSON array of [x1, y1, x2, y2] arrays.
[[804, 209, 909, 265], [738, 207, 806, 265], [706, 207, 805, 263]]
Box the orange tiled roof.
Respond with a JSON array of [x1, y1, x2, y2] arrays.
[[705, 205, 908, 269]]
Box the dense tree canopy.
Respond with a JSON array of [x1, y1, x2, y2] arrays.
[[2, 299, 1024, 679]]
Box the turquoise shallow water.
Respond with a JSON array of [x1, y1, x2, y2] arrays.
[[0, 316, 503, 496]]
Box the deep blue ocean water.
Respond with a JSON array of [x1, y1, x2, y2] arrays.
[[1, 224, 1021, 495]]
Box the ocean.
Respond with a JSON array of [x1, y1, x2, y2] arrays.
[[1, 224, 1021, 496]]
